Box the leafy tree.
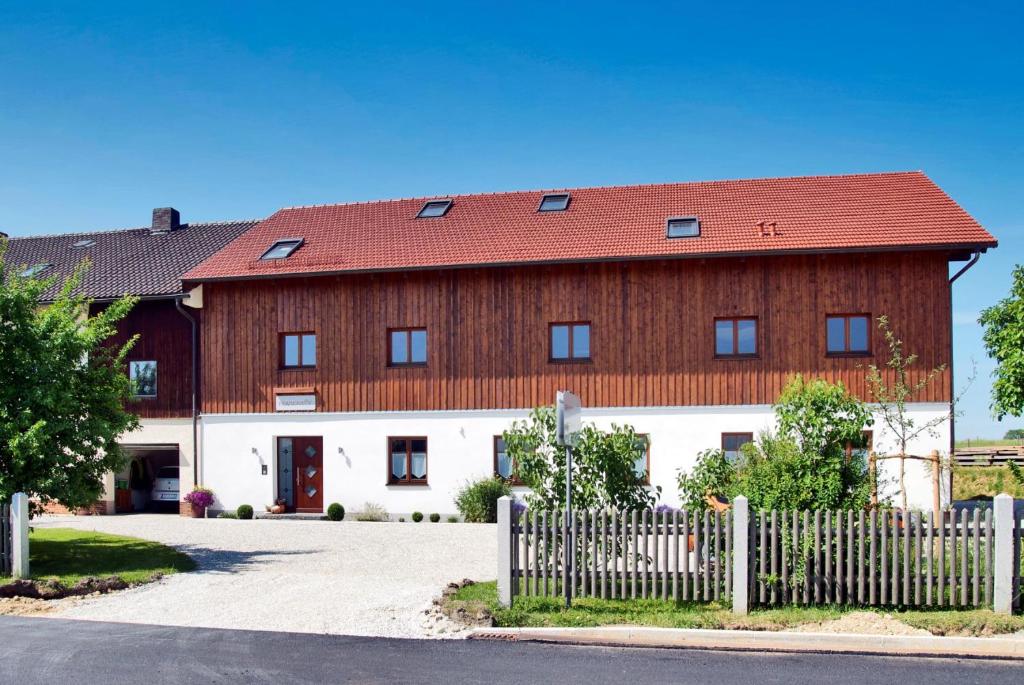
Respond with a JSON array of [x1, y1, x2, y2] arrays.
[[1005, 429, 1024, 440], [502, 406, 657, 512], [677, 375, 873, 512], [980, 265, 1024, 420], [865, 315, 957, 512], [0, 242, 139, 511]]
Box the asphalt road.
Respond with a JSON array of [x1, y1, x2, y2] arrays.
[[2, 617, 1021, 684]]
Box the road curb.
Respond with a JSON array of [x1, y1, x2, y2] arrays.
[[469, 626, 1024, 660]]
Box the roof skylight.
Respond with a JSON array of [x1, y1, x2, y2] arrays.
[[666, 217, 700, 238], [538, 193, 570, 212], [260, 238, 304, 260], [19, 263, 51, 278], [72, 238, 96, 248], [416, 199, 453, 218]]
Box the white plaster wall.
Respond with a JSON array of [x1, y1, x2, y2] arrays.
[[201, 403, 950, 516]]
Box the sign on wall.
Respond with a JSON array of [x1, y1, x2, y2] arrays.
[[275, 393, 316, 412]]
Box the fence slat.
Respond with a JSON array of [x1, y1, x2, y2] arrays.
[[672, 510, 680, 602], [714, 511, 722, 602], [938, 510, 946, 607], [949, 509, 957, 606], [791, 511, 800, 605], [813, 510, 822, 604], [760, 511, 768, 604], [846, 511, 855, 604], [960, 509, 969, 607], [682, 510, 691, 601], [926, 511, 934, 606], [610, 509, 618, 599], [702, 511, 711, 601], [662, 510, 670, 601], [869, 510, 877, 605], [780, 510, 788, 604], [984, 508, 993, 607], [880, 511, 889, 605], [836, 511, 844, 604], [891, 510, 900, 606], [972, 509, 981, 607], [725, 510, 733, 601], [913, 512, 922, 606], [857, 510, 866, 604]]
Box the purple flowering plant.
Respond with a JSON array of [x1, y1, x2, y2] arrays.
[[183, 487, 215, 509]]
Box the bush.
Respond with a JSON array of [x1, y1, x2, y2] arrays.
[[355, 502, 389, 522], [217, 511, 237, 519], [412, 511, 424, 522], [398, 517, 406, 522], [183, 487, 215, 509], [236, 504, 254, 520], [326, 502, 345, 521], [455, 477, 512, 523], [447, 515, 458, 523], [429, 513, 440, 523]]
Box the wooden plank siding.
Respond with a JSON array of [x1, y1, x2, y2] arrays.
[[94, 299, 195, 419], [199, 251, 952, 414]]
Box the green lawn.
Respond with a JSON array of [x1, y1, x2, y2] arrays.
[[1, 528, 195, 586], [955, 438, 1024, 448], [454, 581, 1024, 636], [953, 465, 1024, 499]]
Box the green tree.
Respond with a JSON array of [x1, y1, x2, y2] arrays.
[[0, 242, 140, 511], [1005, 429, 1024, 440], [502, 406, 657, 512], [677, 375, 873, 512], [980, 265, 1024, 420]]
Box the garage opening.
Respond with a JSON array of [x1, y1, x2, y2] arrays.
[[115, 444, 181, 513]]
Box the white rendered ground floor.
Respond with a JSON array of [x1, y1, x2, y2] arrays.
[[199, 403, 951, 517]]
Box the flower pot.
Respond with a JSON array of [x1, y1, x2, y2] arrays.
[[189, 503, 206, 518], [269, 504, 285, 514]]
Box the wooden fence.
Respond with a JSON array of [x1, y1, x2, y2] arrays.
[[499, 498, 1024, 613], [0, 503, 10, 576]]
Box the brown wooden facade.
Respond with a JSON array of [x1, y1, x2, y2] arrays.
[[95, 299, 195, 419], [198, 251, 953, 414]]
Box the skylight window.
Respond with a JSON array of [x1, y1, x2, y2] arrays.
[[19, 263, 51, 278], [666, 216, 700, 238], [416, 199, 453, 218], [72, 239, 95, 248], [260, 238, 303, 260], [538, 193, 570, 212]]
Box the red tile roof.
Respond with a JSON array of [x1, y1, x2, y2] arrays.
[[183, 172, 996, 282]]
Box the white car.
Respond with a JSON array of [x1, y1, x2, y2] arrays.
[[151, 466, 180, 504]]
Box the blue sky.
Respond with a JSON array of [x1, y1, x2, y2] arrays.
[[1, 2, 1021, 438]]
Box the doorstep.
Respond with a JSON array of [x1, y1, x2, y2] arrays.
[[469, 626, 1024, 660]]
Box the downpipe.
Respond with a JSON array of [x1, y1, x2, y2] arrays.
[[174, 297, 200, 491]]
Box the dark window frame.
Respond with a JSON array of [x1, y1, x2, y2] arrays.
[[666, 216, 701, 238], [844, 430, 873, 462], [721, 432, 754, 462], [387, 327, 428, 367], [387, 436, 428, 485], [714, 316, 759, 358], [548, 321, 592, 363], [538, 193, 571, 212], [633, 433, 651, 485], [129, 360, 158, 399], [826, 313, 872, 357], [260, 238, 304, 260], [416, 199, 453, 218], [493, 435, 523, 485], [279, 331, 317, 369]]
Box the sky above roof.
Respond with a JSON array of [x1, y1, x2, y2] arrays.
[[0, 1, 1021, 438]]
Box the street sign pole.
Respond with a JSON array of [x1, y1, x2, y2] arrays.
[[556, 390, 581, 609]]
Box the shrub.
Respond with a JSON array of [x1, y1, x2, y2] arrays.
[[236, 504, 254, 520], [217, 511, 237, 519], [355, 502, 389, 522], [429, 513, 440, 522], [399, 517, 406, 522], [183, 487, 215, 509], [412, 511, 424, 522], [326, 502, 345, 521], [454, 477, 512, 523], [447, 515, 458, 523]]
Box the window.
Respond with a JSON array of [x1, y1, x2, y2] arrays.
[[549, 322, 591, 362], [19, 263, 50, 278], [845, 430, 873, 463], [538, 193, 570, 212], [416, 199, 453, 218], [260, 238, 303, 260], [632, 434, 651, 485], [280, 332, 316, 368], [666, 216, 700, 238], [72, 239, 95, 248], [389, 437, 428, 484], [389, 328, 427, 366], [129, 360, 158, 398], [493, 436, 522, 484], [721, 432, 753, 463], [715, 317, 758, 357], [826, 314, 870, 355]]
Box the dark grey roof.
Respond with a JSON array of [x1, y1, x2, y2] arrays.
[[2, 220, 258, 300]]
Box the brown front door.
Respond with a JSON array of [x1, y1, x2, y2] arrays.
[[277, 436, 324, 513]]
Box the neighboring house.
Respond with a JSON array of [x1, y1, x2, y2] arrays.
[[4, 209, 257, 514], [182, 172, 997, 516]]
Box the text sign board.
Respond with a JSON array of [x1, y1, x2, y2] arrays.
[[275, 393, 316, 412], [556, 390, 581, 447]]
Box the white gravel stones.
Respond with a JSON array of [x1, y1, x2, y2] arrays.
[[33, 514, 496, 638]]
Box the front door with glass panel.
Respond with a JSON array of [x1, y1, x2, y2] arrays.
[[277, 436, 324, 513]]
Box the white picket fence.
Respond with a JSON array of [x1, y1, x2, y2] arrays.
[[496, 494, 1023, 615]]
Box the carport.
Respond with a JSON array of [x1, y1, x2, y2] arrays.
[[114, 444, 181, 513]]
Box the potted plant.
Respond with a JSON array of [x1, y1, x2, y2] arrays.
[[267, 498, 286, 515], [183, 487, 215, 518]]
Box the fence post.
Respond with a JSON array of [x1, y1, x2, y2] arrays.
[[993, 493, 1014, 614], [11, 492, 29, 579], [497, 496, 513, 607], [732, 495, 749, 615]]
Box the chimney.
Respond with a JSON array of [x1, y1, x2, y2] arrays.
[[151, 207, 181, 234]]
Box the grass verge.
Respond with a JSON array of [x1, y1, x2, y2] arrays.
[[953, 465, 1024, 499], [1, 527, 195, 587], [454, 581, 1024, 636]]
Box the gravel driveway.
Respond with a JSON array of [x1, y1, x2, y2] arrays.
[[31, 514, 496, 638]]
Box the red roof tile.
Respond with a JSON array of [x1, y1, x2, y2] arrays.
[[183, 172, 996, 282]]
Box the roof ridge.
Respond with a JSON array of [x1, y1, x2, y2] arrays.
[[275, 171, 927, 212], [6, 218, 260, 241]]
